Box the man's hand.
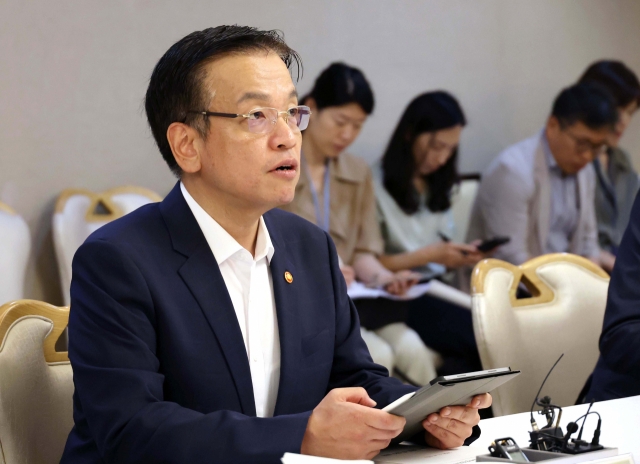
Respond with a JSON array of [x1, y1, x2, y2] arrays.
[[422, 393, 492, 449], [301, 388, 405, 460]]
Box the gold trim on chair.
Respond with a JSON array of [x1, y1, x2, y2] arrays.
[[471, 253, 609, 307], [54, 186, 163, 223], [0, 300, 69, 363], [0, 201, 16, 215]]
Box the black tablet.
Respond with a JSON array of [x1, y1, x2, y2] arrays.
[[383, 367, 520, 443]]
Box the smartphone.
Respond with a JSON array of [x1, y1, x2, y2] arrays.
[[477, 236, 510, 252]]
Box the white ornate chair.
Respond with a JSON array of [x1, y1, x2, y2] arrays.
[[0, 299, 72, 464], [450, 178, 480, 243], [53, 186, 162, 305], [0, 202, 30, 305], [471, 253, 609, 416]]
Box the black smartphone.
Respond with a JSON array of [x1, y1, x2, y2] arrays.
[[477, 236, 510, 252]]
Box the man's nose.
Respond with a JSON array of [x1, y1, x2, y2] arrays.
[[270, 116, 297, 150]]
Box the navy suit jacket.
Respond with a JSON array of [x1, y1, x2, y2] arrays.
[[60, 182, 416, 463], [588, 189, 640, 401]]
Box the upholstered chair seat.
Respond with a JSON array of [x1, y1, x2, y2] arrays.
[[53, 186, 162, 306], [0, 203, 30, 305], [0, 300, 72, 464]]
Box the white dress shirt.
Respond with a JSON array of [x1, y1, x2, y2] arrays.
[[180, 183, 281, 418]]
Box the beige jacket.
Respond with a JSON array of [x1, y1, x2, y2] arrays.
[[467, 132, 599, 265], [281, 153, 384, 265]]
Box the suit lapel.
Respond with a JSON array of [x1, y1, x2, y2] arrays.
[[263, 212, 302, 416], [160, 183, 256, 416]]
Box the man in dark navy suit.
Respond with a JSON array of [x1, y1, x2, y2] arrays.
[[60, 26, 491, 463], [587, 189, 640, 401]]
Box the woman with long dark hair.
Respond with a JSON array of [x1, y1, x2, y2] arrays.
[[377, 91, 483, 274], [282, 63, 440, 384], [372, 91, 489, 375]]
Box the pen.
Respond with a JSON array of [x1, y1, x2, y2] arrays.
[[438, 231, 468, 256], [437, 231, 451, 242]]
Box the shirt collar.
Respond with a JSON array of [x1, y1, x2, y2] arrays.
[[180, 182, 274, 265]]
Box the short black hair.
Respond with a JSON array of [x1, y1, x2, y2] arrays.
[[145, 25, 302, 177], [579, 60, 640, 108], [551, 82, 618, 131], [382, 91, 466, 214], [302, 62, 374, 114]]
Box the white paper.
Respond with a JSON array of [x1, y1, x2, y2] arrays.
[[347, 280, 471, 309], [282, 452, 372, 464], [347, 282, 434, 301], [375, 444, 483, 464]]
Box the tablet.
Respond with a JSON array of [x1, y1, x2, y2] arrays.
[[383, 367, 520, 443]]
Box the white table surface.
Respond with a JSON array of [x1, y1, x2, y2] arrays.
[[469, 395, 640, 463]]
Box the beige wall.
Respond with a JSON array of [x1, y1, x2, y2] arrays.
[[1, 0, 640, 304]]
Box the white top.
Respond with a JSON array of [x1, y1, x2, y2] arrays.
[[372, 162, 454, 277], [180, 182, 281, 418]]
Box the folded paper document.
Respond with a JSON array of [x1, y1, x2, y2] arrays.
[[375, 444, 484, 464], [282, 452, 372, 464], [347, 280, 471, 308]]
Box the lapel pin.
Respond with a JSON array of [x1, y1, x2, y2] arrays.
[[284, 271, 293, 284]]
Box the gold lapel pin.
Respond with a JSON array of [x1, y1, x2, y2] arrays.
[[284, 271, 293, 284]]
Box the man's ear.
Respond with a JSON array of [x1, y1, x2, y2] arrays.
[[547, 115, 560, 133], [167, 122, 203, 174]]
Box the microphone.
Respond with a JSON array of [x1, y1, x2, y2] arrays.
[[530, 354, 564, 431], [563, 411, 603, 453], [562, 422, 579, 449], [591, 418, 602, 446]]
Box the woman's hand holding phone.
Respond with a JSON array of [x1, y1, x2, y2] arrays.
[[427, 241, 483, 268]]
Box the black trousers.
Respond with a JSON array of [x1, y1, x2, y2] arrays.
[[355, 294, 482, 376], [406, 294, 482, 376]]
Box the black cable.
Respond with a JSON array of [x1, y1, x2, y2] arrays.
[[574, 411, 603, 447], [530, 354, 564, 424], [577, 401, 595, 441], [572, 411, 602, 424]]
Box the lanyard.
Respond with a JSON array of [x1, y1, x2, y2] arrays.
[[303, 156, 331, 232]]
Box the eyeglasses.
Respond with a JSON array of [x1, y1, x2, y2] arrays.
[[563, 129, 608, 157], [186, 105, 311, 134]]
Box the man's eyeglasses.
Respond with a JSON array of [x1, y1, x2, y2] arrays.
[[563, 129, 608, 157], [186, 105, 311, 134]]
